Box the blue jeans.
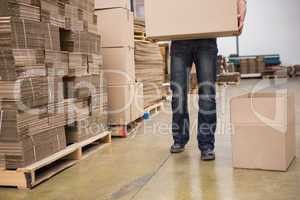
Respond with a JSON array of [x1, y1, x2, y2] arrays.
[[170, 39, 218, 151]]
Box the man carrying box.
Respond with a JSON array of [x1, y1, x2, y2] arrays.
[[170, 0, 247, 161]]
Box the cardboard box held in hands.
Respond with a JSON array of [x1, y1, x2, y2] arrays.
[[144, 0, 239, 41]]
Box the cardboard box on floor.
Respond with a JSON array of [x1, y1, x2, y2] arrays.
[[95, 8, 134, 48], [133, 82, 144, 120], [94, 0, 131, 10], [230, 92, 296, 171], [101, 47, 135, 85], [108, 83, 144, 125], [144, 0, 239, 41]]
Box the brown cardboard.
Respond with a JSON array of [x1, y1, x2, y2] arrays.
[[107, 84, 135, 125], [144, 0, 239, 41], [102, 47, 135, 85], [95, 8, 134, 48], [95, 0, 131, 10], [230, 92, 296, 171], [132, 82, 144, 121]]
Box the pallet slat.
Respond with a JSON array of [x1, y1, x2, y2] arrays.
[[0, 131, 111, 189], [111, 118, 144, 138]]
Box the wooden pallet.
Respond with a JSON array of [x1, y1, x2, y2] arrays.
[[110, 117, 144, 138], [241, 73, 262, 79], [0, 131, 111, 189], [135, 31, 146, 37], [134, 39, 151, 44], [217, 81, 240, 86], [262, 75, 288, 79], [145, 101, 163, 118], [134, 31, 151, 43]]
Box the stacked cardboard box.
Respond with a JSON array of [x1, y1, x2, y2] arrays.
[[133, 18, 164, 108], [294, 65, 300, 76], [94, 1, 144, 126], [239, 57, 266, 75]]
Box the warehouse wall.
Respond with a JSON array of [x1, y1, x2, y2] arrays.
[[218, 0, 300, 65]]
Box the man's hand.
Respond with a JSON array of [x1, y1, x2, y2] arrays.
[[237, 0, 247, 34]]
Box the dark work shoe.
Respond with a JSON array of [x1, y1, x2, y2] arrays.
[[201, 149, 216, 161], [170, 143, 185, 154]]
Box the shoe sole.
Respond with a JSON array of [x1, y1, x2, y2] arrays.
[[170, 148, 185, 154], [201, 156, 216, 161]]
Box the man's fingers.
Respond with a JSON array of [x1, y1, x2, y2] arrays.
[[239, 21, 244, 29], [238, 22, 244, 34]]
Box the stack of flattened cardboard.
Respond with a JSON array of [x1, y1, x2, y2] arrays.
[[41, 23, 61, 51], [0, 17, 45, 49], [41, 0, 66, 28], [0, 0, 108, 169], [45, 50, 69, 77], [294, 65, 300, 76], [0, 76, 49, 108], [0, 49, 46, 81], [64, 75, 92, 100], [0, 127, 66, 169], [159, 43, 170, 82], [88, 54, 103, 75], [134, 18, 145, 33], [68, 52, 88, 77], [0, 0, 67, 169], [0, 0, 41, 22], [48, 76, 64, 104], [135, 41, 164, 108], [60, 30, 101, 54], [64, 73, 108, 143], [133, 18, 164, 108], [65, 3, 98, 34], [62, 0, 108, 143]]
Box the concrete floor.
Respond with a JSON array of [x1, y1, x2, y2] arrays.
[[0, 78, 299, 200]]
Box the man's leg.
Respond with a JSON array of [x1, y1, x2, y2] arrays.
[[170, 41, 193, 153], [194, 39, 218, 159]]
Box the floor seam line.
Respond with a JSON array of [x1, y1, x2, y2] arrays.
[[129, 153, 172, 200]]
